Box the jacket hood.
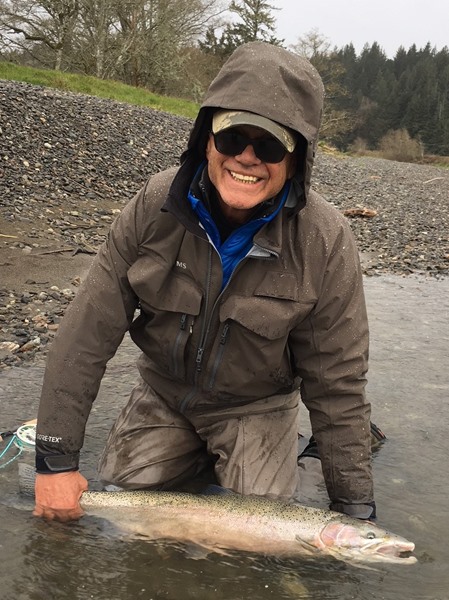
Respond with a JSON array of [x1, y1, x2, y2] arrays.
[[184, 41, 325, 204]]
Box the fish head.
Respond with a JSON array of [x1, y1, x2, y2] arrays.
[[316, 518, 417, 565]]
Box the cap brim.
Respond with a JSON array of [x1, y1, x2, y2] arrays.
[[212, 110, 297, 153]]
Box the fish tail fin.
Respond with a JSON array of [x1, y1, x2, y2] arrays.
[[18, 462, 36, 497]]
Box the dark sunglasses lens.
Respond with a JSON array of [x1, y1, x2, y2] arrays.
[[214, 130, 286, 163], [214, 130, 246, 156], [253, 138, 286, 163]]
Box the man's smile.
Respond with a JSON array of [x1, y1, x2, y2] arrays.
[[229, 170, 263, 184]]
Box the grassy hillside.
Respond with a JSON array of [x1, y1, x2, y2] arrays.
[[0, 61, 199, 119]]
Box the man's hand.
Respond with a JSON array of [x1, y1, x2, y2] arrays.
[[34, 471, 88, 522]]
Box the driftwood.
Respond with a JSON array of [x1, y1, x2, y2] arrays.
[[343, 208, 378, 218], [423, 177, 445, 184], [36, 245, 97, 256], [36, 247, 74, 255]]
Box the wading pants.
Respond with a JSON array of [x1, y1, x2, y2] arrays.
[[98, 378, 300, 501]]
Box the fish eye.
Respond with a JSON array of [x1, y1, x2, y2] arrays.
[[366, 531, 377, 539]]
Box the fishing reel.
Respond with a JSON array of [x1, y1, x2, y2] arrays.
[[14, 423, 36, 451], [0, 421, 36, 469]]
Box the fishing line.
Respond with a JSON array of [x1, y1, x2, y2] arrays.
[[0, 435, 23, 468], [0, 423, 36, 469]]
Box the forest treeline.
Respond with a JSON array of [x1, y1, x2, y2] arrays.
[[1, 0, 448, 157]]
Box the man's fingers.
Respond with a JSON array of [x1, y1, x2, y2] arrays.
[[53, 508, 84, 522], [33, 505, 55, 520], [32, 505, 45, 518], [34, 471, 88, 522], [33, 504, 84, 522]]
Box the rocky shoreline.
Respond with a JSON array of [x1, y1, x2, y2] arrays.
[[1, 81, 448, 368]]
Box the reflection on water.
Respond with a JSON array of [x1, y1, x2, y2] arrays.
[[1, 275, 448, 600]]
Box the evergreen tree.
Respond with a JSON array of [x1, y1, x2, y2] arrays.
[[199, 25, 238, 60], [227, 0, 282, 46], [401, 57, 439, 152], [354, 42, 388, 98], [200, 0, 282, 63], [393, 46, 408, 79]]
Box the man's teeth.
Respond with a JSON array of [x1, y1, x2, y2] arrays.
[[230, 171, 260, 183]]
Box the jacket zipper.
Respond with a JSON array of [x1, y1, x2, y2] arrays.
[[207, 323, 230, 390], [179, 245, 213, 413], [193, 245, 213, 380], [179, 240, 276, 412], [171, 313, 192, 378], [191, 245, 272, 383]]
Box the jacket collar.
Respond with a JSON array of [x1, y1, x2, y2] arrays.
[[162, 156, 306, 254]]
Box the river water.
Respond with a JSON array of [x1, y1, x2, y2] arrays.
[[0, 275, 448, 600]]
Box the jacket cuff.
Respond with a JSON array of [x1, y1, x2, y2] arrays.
[[330, 501, 377, 520], [36, 453, 80, 473]]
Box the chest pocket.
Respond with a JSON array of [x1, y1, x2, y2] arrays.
[[215, 271, 316, 394], [128, 255, 202, 314], [222, 271, 315, 334], [128, 255, 203, 379]]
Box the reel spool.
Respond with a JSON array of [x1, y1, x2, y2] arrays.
[[14, 423, 36, 451], [0, 421, 36, 470]]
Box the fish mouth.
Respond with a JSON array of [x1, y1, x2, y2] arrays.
[[368, 541, 417, 564]]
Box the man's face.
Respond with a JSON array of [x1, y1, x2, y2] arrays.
[[206, 125, 296, 224]]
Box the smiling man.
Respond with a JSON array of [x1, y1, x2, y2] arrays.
[[34, 41, 376, 523], [207, 111, 297, 222]]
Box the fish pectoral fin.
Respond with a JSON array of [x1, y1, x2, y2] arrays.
[[184, 542, 231, 560], [184, 543, 211, 560], [360, 565, 379, 572], [294, 536, 322, 555]]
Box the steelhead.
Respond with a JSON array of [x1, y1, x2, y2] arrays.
[[18, 465, 415, 564], [76, 488, 416, 565]]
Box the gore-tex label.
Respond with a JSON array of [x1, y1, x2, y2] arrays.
[[36, 433, 62, 443]]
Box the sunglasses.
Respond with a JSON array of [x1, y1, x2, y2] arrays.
[[212, 129, 288, 163]]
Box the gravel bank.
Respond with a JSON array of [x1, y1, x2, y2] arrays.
[[1, 81, 448, 367]]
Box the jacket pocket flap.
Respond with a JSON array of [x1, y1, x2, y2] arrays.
[[220, 295, 299, 340], [254, 271, 300, 302], [128, 257, 202, 314]]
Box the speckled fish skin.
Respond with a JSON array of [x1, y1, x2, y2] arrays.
[[80, 490, 417, 565]]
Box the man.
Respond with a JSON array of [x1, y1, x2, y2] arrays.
[[34, 41, 375, 522]]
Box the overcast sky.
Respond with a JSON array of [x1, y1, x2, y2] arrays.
[[273, 0, 448, 58]]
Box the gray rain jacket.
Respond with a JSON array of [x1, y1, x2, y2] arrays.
[[36, 42, 374, 510]]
